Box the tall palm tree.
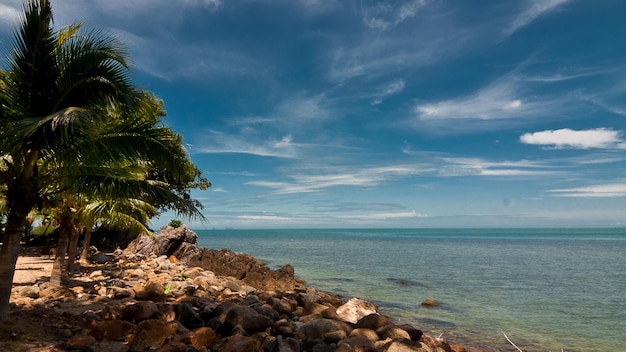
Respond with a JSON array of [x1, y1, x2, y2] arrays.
[[0, 0, 136, 320]]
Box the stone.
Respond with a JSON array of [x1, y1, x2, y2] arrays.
[[123, 225, 200, 260], [295, 318, 352, 343], [121, 301, 160, 323], [222, 335, 263, 352], [127, 319, 183, 350], [349, 328, 379, 342], [224, 305, 273, 333], [421, 298, 439, 307], [90, 320, 136, 341], [65, 334, 97, 348], [376, 325, 411, 340], [183, 326, 219, 349], [19, 285, 40, 299], [188, 248, 295, 291], [91, 340, 130, 352], [336, 335, 376, 352], [355, 314, 391, 330], [175, 302, 205, 329], [397, 324, 423, 342], [135, 282, 166, 301], [273, 335, 301, 352], [336, 298, 378, 324], [386, 340, 425, 352]]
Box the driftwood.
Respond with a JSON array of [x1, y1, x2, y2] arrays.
[[503, 332, 524, 352]]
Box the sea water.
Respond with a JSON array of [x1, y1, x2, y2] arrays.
[[194, 228, 626, 352]]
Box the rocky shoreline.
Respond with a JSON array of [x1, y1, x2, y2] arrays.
[[3, 226, 494, 352]]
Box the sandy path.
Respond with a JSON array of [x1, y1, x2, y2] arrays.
[[13, 255, 54, 285]]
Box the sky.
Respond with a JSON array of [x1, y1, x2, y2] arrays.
[[1, 0, 625, 228]]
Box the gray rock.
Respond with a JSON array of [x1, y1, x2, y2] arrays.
[[224, 305, 272, 333], [336, 298, 378, 324]]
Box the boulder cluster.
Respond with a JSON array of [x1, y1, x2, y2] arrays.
[[11, 226, 485, 352]]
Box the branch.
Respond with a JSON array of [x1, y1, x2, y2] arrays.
[[503, 332, 523, 352]]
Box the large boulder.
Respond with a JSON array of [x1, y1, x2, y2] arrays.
[[123, 227, 296, 292], [188, 248, 295, 291], [123, 225, 200, 260]]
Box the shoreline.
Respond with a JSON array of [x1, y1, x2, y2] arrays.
[[2, 227, 503, 352]]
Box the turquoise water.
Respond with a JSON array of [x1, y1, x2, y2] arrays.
[[195, 228, 626, 352]]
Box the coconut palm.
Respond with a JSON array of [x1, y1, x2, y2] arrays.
[[0, 0, 140, 320]]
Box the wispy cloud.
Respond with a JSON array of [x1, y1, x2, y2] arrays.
[[337, 211, 429, 221], [414, 74, 552, 121], [0, 3, 19, 27], [549, 183, 626, 197], [439, 157, 557, 177], [194, 130, 299, 158], [505, 0, 572, 36], [372, 79, 405, 105], [362, 0, 428, 30], [247, 155, 560, 195], [520, 128, 626, 149]]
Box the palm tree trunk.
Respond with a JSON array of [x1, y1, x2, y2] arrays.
[[0, 210, 28, 321], [50, 213, 72, 287], [66, 227, 80, 274], [80, 223, 93, 264]]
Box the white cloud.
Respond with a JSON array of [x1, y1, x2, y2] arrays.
[[372, 79, 405, 105], [505, 0, 571, 36], [195, 130, 299, 158], [549, 183, 626, 198], [520, 128, 626, 149], [0, 3, 19, 26], [362, 0, 427, 30], [276, 94, 330, 122], [415, 75, 544, 121]]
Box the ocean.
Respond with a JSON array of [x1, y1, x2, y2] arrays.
[[194, 228, 626, 352]]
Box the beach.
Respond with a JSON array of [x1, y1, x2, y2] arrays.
[[1, 226, 481, 352]]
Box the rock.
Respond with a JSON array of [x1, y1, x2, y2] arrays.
[[421, 298, 440, 307], [65, 334, 97, 348], [183, 327, 219, 349], [91, 340, 130, 352], [266, 335, 301, 352], [295, 318, 352, 343], [123, 225, 200, 260], [121, 301, 160, 323], [127, 319, 183, 350], [135, 282, 166, 301], [19, 285, 40, 299], [336, 298, 378, 324], [336, 335, 376, 352], [355, 314, 391, 330], [349, 328, 379, 342], [222, 335, 263, 352], [175, 302, 205, 329], [90, 320, 136, 341], [376, 324, 411, 340], [398, 324, 423, 342], [224, 305, 273, 333], [386, 340, 425, 352], [188, 248, 295, 292]]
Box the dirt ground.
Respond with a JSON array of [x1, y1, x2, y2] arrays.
[[0, 246, 83, 352]]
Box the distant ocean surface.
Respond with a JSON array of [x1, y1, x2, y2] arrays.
[[194, 228, 626, 352]]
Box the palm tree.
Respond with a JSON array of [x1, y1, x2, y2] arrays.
[[0, 0, 136, 320]]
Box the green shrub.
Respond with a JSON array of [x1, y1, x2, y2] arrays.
[[168, 219, 183, 228]]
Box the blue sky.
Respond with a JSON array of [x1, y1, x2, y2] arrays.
[[1, 0, 625, 228]]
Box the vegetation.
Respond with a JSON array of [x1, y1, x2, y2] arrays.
[[168, 219, 183, 228], [0, 0, 208, 320]]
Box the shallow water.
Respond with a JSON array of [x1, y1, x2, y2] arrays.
[[195, 228, 626, 352]]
